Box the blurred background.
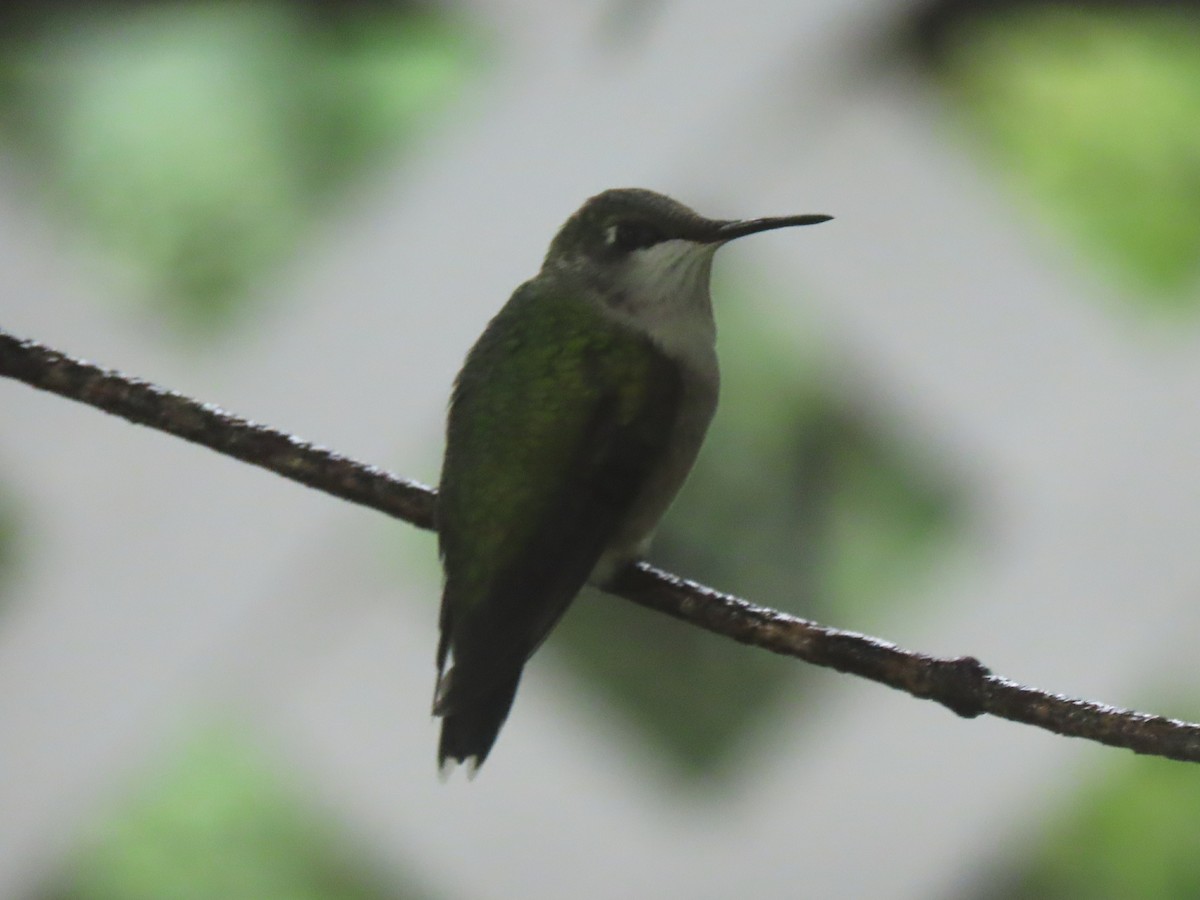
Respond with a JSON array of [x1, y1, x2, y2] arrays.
[[2, 0, 1200, 896]]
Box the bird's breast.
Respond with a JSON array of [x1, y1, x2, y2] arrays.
[[591, 352, 718, 583]]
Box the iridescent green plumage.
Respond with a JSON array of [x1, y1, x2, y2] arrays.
[[436, 277, 681, 766], [432, 188, 830, 770]]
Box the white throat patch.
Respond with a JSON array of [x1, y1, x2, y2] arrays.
[[608, 239, 719, 365]]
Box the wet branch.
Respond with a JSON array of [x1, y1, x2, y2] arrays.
[[3, 326, 1199, 763]]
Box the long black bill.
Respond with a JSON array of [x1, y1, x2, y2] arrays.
[[713, 213, 832, 242]]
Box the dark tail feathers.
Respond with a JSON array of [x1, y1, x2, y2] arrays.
[[436, 671, 522, 771]]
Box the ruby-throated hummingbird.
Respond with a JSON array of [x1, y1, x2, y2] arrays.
[[434, 188, 831, 770]]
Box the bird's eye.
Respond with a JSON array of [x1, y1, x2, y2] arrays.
[[608, 220, 665, 252]]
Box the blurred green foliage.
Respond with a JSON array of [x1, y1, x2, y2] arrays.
[[43, 727, 431, 900], [936, 7, 1200, 894], [555, 279, 959, 779], [941, 6, 1200, 311], [982, 727, 1200, 899], [0, 2, 477, 331]]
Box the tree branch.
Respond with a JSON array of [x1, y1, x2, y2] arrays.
[[3, 326, 1198, 763]]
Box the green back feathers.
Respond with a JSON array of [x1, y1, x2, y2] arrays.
[[433, 279, 683, 761], [438, 281, 679, 612]]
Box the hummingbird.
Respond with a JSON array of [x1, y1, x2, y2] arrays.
[[434, 188, 831, 770]]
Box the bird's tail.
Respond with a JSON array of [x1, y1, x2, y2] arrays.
[[435, 670, 522, 771]]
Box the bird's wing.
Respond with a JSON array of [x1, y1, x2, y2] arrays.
[[435, 281, 683, 708]]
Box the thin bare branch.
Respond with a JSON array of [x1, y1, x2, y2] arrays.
[[0, 330, 434, 529], [3, 326, 1199, 763]]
